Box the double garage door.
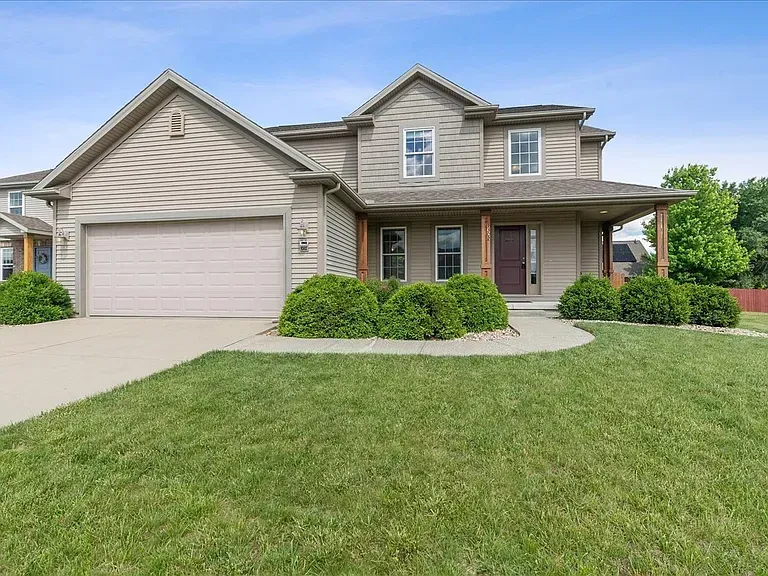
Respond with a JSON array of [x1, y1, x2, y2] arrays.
[[87, 218, 284, 318]]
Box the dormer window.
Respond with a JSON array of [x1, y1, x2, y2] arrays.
[[508, 128, 541, 176], [8, 191, 23, 215], [404, 128, 434, 178]]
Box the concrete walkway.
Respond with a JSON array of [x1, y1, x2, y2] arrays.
[[0, 317, 273, 427], [227, 316, 593, 356]]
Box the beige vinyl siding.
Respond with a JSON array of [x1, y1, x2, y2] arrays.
[[483, 121, 579, 182], [537, 213, 578, 299], [579, 141, 601, 180], [24, 197, 53, 224], [325, 194, 357, 276], [359, 81, 482, 193], [367, 216, 481, 282], [289, 137, 358, 190], [580, 221, 601, 276], [0, 220, 20, 237], [55, 92, 319, 304]]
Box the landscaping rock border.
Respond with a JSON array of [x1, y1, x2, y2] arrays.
[[562, 319, 768, 338]]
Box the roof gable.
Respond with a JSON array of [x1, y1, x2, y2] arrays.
[[348, 64, 489, 117], [34, 70, 325, 191]]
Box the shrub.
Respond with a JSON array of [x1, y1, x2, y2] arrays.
[[683, 284, 741, 327], [619, 275, 690, 325], [444, 274, 508, 332], [278, 274, 379, 338], [558, 274, 620, 321], [378, 282, 465, 340], [364, 277, 402, 306], [0, 271, 73, 325]]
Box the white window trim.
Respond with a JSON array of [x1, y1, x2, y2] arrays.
[[403, 127, 436, 179], [7, 190, 24, 216], [380, 226, 407, 282], [1, 247, 13, 281], [507, 127, 542, 177], [434, 225, 463, 282]]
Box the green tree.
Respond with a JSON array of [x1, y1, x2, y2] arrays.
[[725, 177, 768, 287], [644, 164, 749, 284]]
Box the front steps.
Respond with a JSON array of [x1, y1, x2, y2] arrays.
[[505, 299, 560, 318]]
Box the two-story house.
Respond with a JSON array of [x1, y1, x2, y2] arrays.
[[21, 65, 692, 317], [0, 170, 54, 280]]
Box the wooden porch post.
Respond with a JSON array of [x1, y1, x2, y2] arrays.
[[23, 234, 34, 272], [480, 211, 492, 278], [601, 222, 613, 278], [655, 203, 669, 278], [357, 214, 368, 281]]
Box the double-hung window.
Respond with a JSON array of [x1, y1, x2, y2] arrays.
[[404, 128, 434, 178], [435, 226, 462, 281], [8, 191, 23, 215], [1, 247, 13, 281], [381, 227, 406, 281], [509, 129, 541, 176]]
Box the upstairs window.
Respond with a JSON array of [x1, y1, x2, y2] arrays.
[[509, 128, 541, 176], [1, 247, 12, 281], [8, 191, 23, 215], [404, 128, 434, 178]]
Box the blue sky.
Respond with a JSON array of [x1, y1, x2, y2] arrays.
[[1, 1, 766, 243]]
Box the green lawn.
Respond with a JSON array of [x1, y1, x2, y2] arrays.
[[2, 325, 768, 574], [739, 311, 768, 333]]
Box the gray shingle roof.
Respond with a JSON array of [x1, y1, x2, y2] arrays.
[[581, 125, 616, 138], [0, 169, 52, 186], [361, 179, 693, 208], [0, 212, 52, 234], [266, 121, 347, 133], [266, 105, 594, 135]]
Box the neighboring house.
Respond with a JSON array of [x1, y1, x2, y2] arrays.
[[0, 170, 54, 280], [613, 240, 650, 278], [21, 64, 692, 318]]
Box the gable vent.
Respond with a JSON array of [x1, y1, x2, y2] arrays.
[[168, 108, 185, 136]]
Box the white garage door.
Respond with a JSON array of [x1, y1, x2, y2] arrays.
[[87, 218, 284, 318]]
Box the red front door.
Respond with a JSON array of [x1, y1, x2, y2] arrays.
[[495, 226, 526, 294]]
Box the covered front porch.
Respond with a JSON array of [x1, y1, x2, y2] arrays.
[[0, 213, 53, 280], [354, 201, 670, 307]]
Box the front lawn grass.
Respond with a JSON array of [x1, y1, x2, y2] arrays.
[[739, 311, 768, 333], [2, 324, 768, 574]]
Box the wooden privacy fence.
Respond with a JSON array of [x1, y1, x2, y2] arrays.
[[610, 272, 627, 288], [729, 289, 768, 313]]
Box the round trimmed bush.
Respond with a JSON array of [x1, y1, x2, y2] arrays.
[[378, 282, 465, 340], [278, 274, 379, 338], [0, 271, 73, 325], [558, 274, 620, 320], [683, 284, 741, 327], [364, 277, 402, 306], [619, 275, 690, 325], [444, 274, 508, 332]]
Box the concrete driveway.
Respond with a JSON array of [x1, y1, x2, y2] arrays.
[[0, 317, 273, 428]]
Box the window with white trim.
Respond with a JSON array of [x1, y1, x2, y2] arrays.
[[404, 128, 434, 178], [1, 247, 13, 281], [8, 191, 23, 215], [381, 227, 406, 281], [508, 129, 541, 176], [435, 226, 462, 281]]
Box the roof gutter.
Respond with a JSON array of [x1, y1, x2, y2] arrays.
[[492, 107, 595, 125]]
